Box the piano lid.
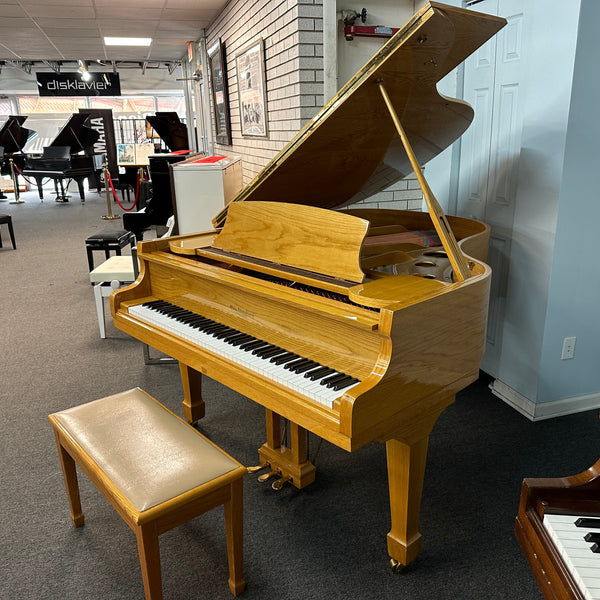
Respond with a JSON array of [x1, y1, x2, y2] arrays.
[[146, 112, 189, 152], [215, 2, 505, 224], [49, 113, 100, 154], [0, 116, 37, 154]]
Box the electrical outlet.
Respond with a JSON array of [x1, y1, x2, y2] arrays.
[[561, 336, 576, 360]]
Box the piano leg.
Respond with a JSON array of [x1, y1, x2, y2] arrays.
[[386, 436, 429, 569], [33, 176, 45, 200], [75, 177, 86, 203], [179, 363, 205, 424], [258, 410, 316, 489]]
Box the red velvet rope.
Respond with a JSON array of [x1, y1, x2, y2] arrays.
[[105, 170, 139, 211]]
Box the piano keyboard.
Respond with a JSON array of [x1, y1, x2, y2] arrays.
[[129, 299, 361, 408], [543, 513, 600, 599]]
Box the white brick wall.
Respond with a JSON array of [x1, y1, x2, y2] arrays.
[[207, 0, 324, 186], [207, 0, 423, 209]]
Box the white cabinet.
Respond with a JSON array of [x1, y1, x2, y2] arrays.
[[172, 156, 242, 234]]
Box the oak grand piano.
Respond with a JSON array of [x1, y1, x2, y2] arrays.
[[112, 1, 505, 569]]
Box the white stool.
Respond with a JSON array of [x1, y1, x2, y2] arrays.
[[89, 254, 138, 338]]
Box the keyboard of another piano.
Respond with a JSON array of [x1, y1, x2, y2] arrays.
[[543, 513, 600, 599]]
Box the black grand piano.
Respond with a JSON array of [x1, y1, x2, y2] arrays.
[[22, 113, 102, 203], [123, 112, 193, 240], [0, 116, 37, 198]]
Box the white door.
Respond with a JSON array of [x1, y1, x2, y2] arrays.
[[456, 0, 525, 374]]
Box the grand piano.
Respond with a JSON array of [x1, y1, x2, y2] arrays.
[[112, 1, 505, 569], [22, 113, 101, 202], [0, 115, 37, 198]]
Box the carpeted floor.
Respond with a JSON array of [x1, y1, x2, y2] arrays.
[[1, 187, 598, 599]]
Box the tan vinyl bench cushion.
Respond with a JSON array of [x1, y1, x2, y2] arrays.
[[89, 255, 137, 283], [51, 388, 240, 512]]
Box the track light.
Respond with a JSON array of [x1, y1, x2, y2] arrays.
[[77, 59, 91, 81]]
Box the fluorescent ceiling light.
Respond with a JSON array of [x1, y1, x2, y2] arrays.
[[104, 37, 152, 46]]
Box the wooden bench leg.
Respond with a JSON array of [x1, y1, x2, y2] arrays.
[[224, 477, 245, 596], [135, 521, 163, 600], [53, 431, 84, 527]]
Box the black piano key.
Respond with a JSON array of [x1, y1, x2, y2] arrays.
[[325, 374, 353, 389], [284, 358, 312, 371], [240, 340, 267, 351], [252, 344, 278, 356], [592, 543, 600, 553], [291, 361, 320, 374], [575, 518, 600, 529], [259, 347, 287, 358], [331, 377, 360, 391], [585, 533, 600, 544], [213, 328, 238, 339], [271, 353, 300, 365], [320, 372, 347, 386], [219, 330, 245, 341], [307, 367, 336, 381], [227, 334, 254, 345]]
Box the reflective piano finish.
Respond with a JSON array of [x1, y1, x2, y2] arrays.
[[516, 459, 600, 600], [0, 116, 37, 194], [112, 1, 505, 569], [23, 113, 101, 202]]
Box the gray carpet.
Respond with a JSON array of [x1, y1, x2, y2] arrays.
[[1, 188, 597, 599]]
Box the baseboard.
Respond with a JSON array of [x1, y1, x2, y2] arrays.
[[489, 379, 600, 421]]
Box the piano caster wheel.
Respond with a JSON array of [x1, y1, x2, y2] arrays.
[[247, 463, 269, 474], [258, 469, 280, 483], [271, 476, 291, 491], [390, 559, 405, 574]]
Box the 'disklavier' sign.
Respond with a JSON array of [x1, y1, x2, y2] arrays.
[[36, 73, 121, 97]]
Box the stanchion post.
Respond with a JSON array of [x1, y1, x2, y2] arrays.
[[101, 163, 120, 220], [8, 159, 24, 204]]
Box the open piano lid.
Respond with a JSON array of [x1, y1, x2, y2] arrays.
[[49, 113, 100, 154], [0, 116, 37, 154], [214, 2, 505, 225], [146, 112, 189, 152]]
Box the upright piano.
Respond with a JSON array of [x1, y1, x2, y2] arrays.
[[112, 1, 505, 569], [23, 113, 101, 202], [516, 459, 600, 600], [0, 115, 37, 197]]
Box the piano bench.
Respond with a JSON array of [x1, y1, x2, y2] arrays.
[[84, 229, 135, 271], [89, 255, 138, 338], [0, 214, 16, 249], [48, 388, 247, 599]]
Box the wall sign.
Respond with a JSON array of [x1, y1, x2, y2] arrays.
[[36, 72, 121, 97]]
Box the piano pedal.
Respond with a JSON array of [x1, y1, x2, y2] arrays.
[[271, 476, 291, 491], [257, 469, 280, 483], [247, 463, 269, 474], [389, 559, 405, 574]]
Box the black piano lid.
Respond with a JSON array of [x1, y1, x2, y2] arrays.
[[146, 112, 189, 152], [49, 113, 100, 154], [0, 116, 37, 154], [215, 1, 505, 224]]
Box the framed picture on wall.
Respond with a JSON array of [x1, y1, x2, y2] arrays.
[[207, 38, 232, 145], [235, 39, 268, 137]]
